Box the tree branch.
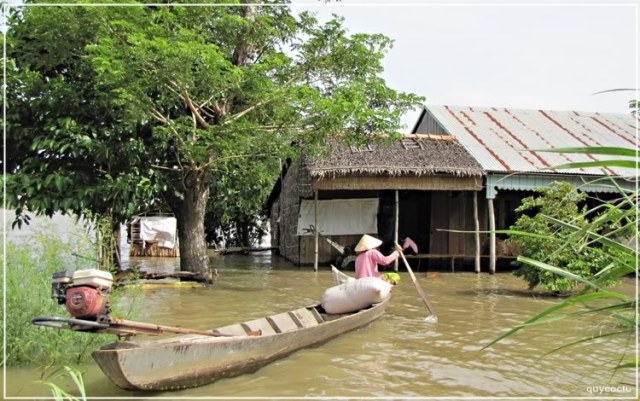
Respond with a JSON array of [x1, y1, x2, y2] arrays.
[[180, 87, 211, 130], [151, 164, 182, 172], [224, 76, 300, 124]]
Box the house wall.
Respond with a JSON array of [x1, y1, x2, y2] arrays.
[[413, 109, 450, 135], [273, 188, 491, 266], [271, 170, 492, 265], [430, 191, 489, 255], [299, 234, 361, 266], [270, 161, 314, 265]]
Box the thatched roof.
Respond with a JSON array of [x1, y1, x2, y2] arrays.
[[306, 134, 484, 178]]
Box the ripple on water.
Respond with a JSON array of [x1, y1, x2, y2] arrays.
[[6, 262, 635, 398]]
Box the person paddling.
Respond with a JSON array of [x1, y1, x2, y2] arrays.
[[354, 234, 403, 284]]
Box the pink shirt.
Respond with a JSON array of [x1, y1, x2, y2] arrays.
[[355, 249, 400, 279]]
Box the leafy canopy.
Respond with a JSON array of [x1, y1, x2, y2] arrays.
[[6, 2, 423, 272]]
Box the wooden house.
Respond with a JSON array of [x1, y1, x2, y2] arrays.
[[266, 134, 487, 270], [128, 215, 180, 257], [267, 105, 636, 273], [412, 106, 637, 272]]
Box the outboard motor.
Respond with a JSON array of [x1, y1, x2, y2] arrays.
[[51, 269, 114, 320]]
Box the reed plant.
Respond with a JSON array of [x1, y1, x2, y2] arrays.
[[42, 366, 88, 401], [485, 146, 638, 374], [3, 230, 115, 368]]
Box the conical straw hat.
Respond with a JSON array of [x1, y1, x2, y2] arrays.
[[355, 234, 383, 252]]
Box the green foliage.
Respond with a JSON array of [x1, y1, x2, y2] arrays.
[[5, 5, 160, 229], [507, 181, 619, 293], [42, 366, 87, 401], [3, 235, 115, 368], [205, 155, 280, 246], [7, 2, 423, 272], [487, 146, 638, 374]]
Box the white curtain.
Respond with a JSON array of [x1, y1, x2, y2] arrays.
[[140, 216, 177, 248], [297, 198, 379, 236]]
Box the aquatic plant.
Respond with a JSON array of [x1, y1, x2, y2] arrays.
[[486, 146, 638, 376], [42, 366, 87, 401]]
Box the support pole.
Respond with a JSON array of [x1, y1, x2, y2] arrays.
[[279, 158, 286, 259], [314, 190, 318, 271], [473, 191, 481, 274], [488, 198, 496, 274], [394, 190, 399, 272]]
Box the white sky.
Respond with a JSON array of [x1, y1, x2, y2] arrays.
[[3, 1, 636, 131], [291, 0, 638, 130]]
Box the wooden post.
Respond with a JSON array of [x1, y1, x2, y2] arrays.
[[473, 191, 481, 274], [279, 159, 285, 259], [394, 190, 399, 271], [314, 190, 318, 271], [488, 198, 496, 274]]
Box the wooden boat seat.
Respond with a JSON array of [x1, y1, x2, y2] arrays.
[[266, 312, 300, 333], [214, 323, 249, 337], [248, 307, 324, 334], [289, 307, 322, 328], [243, 318, 278, 336]]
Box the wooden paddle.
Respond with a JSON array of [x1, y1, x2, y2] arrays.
[[33, 316, 261, 338], [108, 318, 262, 337], [396, 245, 438, 323]]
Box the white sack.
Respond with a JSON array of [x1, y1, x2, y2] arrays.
[[331, 265, 355, 285], [321, 277, 392, 314]]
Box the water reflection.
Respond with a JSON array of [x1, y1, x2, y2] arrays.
[[6, 253, 636, 399]]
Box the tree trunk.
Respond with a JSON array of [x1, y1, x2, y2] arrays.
[[163, 170, 211, 276]]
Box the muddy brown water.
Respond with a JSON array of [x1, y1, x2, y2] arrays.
[[5, 253, 637, 399]]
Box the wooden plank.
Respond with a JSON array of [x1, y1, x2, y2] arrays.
[[289, 308, 320, 328], [244, 318, 278, 336], [488, 198, 496, 274], [313, 176, 482, 191], [269, 312, 301, 333], [473, 191, 481, 273], [215, 324, 248, 337]]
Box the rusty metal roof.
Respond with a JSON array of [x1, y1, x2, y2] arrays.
[[423, 106, 638, 177]]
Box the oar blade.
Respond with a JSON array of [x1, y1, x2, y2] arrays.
[[424, 315, 438, 324]]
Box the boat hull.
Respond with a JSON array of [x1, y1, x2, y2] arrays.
[[92, 296, 389, 391]]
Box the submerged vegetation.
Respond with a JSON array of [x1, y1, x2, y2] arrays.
[[488, 146, 638, 377]]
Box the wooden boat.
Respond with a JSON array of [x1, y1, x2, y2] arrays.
[[92, 295, 391, 391]]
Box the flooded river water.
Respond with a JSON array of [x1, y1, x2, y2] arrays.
[[5, 252, 637, 399]]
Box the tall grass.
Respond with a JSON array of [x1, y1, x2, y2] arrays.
[[2, 232, 115, 368]]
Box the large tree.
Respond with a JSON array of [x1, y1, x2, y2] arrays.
[[7, 1, 422, 274], [5, 5, 159, 268]]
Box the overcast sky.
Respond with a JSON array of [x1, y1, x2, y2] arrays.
[[291, 0, 637, 129], [4, 1, 636, 131]]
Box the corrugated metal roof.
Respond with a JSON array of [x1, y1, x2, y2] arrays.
[[424, 106, 638, 177]]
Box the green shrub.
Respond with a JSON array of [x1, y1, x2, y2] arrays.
[[506, 181, 618, 294], [2, 233, 115, 368], [486, 146, 638, 375]]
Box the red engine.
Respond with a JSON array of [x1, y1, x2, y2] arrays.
[[51, 269, 113, 320], [65, 286, 107, 318]]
